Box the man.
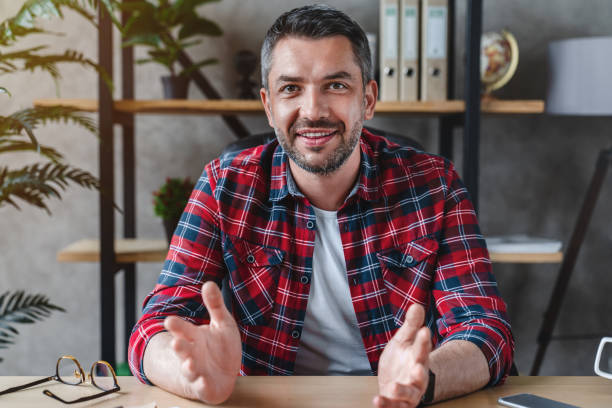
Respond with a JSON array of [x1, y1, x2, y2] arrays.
[[129, 5, 514, 407]]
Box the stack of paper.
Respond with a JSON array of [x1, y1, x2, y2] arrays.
[[485, 235, 563, 253]]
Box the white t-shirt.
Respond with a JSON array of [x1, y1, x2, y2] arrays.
[[293, 205, 372, 375]]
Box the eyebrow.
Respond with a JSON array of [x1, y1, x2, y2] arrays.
[[323, 71, 353, 81], [275, 71, 355, 84]]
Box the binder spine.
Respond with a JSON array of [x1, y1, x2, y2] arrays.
[[420, 0, 449, 101], [380, 0, 400, 101], [399, 0, 420, 101]]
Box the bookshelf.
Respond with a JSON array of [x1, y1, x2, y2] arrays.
[[56, 238, 562, 264], [34, 98, 545, 115]]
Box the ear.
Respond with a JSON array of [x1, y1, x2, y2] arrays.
[[260, 87, 274, 128], [363, 79, 378, 121]]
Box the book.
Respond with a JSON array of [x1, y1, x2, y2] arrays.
[[485, 235, 563, 253]]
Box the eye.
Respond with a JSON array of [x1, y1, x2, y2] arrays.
[[328, 82, 348, 90], [280, 84, 299, 93]]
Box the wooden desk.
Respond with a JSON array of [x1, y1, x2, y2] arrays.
[[0, 376, 610, 407]]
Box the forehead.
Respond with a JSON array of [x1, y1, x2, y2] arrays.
[[268, 35, 361, 81]]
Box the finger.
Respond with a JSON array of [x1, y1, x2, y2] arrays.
[[165, 315, 196, 342], [388, 382, 422, 405], [181, 357, 199, 382], [192, 376, 210, 402], [201, 281, 231, 324], [408, 363, 429, 392], [373, 395, 414, 408], [411, 326, 432, 365], [394, 304, 425, 344], [171, 337, 193, 360]]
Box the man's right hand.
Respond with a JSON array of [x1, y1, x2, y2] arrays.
[[164, 281, 241, 405]]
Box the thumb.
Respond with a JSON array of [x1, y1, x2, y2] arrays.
[[394, 303, 425, 344], [201, 281, 231, 325]]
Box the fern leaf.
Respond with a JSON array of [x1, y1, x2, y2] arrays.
[[0, 163, 99, 214], [1, 107, 98, 148], [0, 290, 65, 351], [0, 140, 64, 162]]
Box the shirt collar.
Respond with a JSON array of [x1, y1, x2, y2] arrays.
[[268, 128, 382, 203]]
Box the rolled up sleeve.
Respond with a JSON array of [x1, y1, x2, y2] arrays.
[[128, 162, 226, 384], [432, 162, 514, 385]]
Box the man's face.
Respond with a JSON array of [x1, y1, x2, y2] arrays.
[[260, 35, 377, 175]]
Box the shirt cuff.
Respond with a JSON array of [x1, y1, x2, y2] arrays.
[[128, 318, 167, 385], [439, 323, 514, 386]]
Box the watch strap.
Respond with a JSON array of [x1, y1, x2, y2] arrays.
[[421, 369, 435, 404]]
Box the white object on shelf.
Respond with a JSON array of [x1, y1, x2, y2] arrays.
[[485, 234, 563, 253]]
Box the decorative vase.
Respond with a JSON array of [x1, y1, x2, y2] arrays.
[[162, 217, 180, 244], [161, 75, 189, 99]]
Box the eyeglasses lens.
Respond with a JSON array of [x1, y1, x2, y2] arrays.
[[598, 341, 612, 376], [92, 362, 115, 391], [57, 357, 82, 385]]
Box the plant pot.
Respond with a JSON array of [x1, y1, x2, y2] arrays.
[[161, 75, 189, 99], [163, 217, 180, 244]]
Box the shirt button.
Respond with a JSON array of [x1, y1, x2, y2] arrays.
[[405, 255, 414, 264], [291, 329, 301, 339], [344, 224, 349, 232], [306, 220, 315, 229], [246, 254, 255, 263], [300, 275, 310, 284], [352, 277, 359, 286]]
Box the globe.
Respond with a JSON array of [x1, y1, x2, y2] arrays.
[[480, 29, 519, 95]]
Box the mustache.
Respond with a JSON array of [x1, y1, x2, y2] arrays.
[[290, 119, 344, 134]]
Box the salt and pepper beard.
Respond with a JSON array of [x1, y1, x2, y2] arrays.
[[273, 104, 366, 176]]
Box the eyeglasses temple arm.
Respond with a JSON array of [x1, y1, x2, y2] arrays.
[[0, 376, 55, 396], [43, 385, 121, 404]]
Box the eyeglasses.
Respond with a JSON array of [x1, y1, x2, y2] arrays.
[[595, 337, 612, 380], [0, 355, 120, 404]]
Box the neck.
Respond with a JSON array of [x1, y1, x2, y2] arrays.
[[288, 145, 361, 211]]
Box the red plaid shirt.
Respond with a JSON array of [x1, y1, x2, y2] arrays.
[[129, 129, 514, 385]]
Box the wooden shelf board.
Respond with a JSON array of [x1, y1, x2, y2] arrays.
[[57, 238, 561, 264], [57, 238, 167, 263], [34, 98, 545, 115], [490, 251, 563, 264]]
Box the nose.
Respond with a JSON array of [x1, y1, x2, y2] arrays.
[[299, 86, 329, 120]]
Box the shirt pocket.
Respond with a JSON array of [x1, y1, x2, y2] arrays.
[[224, 236, 285, 326], [376, 236, 439, 327]]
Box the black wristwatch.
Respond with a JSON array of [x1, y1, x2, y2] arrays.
[[421, 369, 436, 405]]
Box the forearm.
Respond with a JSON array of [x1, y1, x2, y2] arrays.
[[428, 339, 490, 403], [143, 331, 196, 400]]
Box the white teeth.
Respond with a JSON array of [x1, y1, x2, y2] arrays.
[[300, 131, 334, 138]]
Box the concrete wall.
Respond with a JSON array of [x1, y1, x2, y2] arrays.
[[1, 0, 610, 377]]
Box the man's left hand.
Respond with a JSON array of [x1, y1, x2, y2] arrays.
[[374, 303, 432, 408]]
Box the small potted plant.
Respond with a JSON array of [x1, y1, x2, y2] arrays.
[[153, 177, 195, 243], [118, 0, 223, 99]]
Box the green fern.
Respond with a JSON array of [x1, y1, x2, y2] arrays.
[[1, 0, 114, 94], [0, 106, 99, 212], [0, 291, 65, 362], [0, 163, 99, 213]]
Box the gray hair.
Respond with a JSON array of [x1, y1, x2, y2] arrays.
[[261, 4, 372, 90]]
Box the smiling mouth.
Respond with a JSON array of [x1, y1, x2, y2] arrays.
[[296, 129, 338, 138], [295, 128, 338, 147]]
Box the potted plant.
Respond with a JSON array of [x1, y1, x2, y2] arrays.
[[118, 0, 223, 99], [153, 177, 195, 243]]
